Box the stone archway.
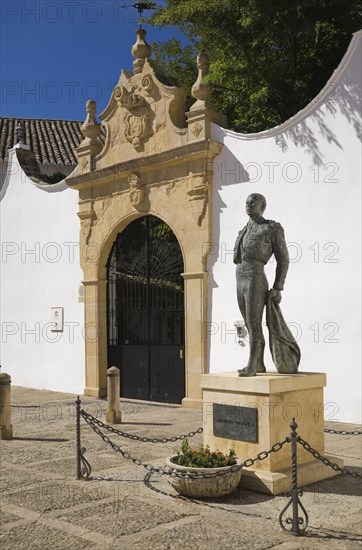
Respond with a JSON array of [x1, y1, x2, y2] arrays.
[[107, 215, 185, 403], [78, 189, 213, 408]]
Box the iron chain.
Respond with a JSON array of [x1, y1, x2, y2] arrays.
[[80, 409, 203, 443], [79, 408, 361, 482], [81, 412, 241, 479], [297, 436, 362, 479], [324, 428, 362, 435], [81, 408, 289, 475], [236, 439, 290, 468]]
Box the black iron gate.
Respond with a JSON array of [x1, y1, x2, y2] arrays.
[[107, 216, 185, 403]]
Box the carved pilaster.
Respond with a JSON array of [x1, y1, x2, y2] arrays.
[[78, 209, 96, 247], [187, 175, 209, 227]]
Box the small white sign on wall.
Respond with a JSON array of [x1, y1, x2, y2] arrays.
[[50, 307, 64, 332]]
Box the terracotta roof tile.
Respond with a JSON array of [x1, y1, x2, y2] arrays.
[[0, 117, 105, 165]]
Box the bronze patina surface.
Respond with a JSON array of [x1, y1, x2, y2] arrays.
[[234, 194, 300, 376]]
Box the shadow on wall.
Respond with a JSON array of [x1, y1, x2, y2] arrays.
[[207, 154, 251, 283], [275, 71, 361, 165]]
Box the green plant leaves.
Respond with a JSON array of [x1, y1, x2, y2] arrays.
[[175, 438, 236, 468]]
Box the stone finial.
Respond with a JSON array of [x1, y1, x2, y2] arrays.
[[16, 120, 25, 144], [187, 51, 227, 135], [191, 53, 212, 103], [80, 100, 101, 143], [132, 28, 152, 74], [77, 100, 102, 172]]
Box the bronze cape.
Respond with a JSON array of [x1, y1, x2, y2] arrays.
[[265, 290, 301, 373]]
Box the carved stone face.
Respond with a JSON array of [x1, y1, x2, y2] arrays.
[[245, 194, 266, 218]]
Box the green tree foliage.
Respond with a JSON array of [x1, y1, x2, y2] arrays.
[[148, 0, 362, 132]]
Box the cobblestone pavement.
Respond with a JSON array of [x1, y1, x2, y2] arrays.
[[1, 386, 361, 549]]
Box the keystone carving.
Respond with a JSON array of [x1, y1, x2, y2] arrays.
[[128, 173, 144, 208]]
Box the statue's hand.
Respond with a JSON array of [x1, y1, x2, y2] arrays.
[[270, 289, 282, 305]]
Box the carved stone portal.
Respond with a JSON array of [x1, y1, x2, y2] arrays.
[[69, 29, 227, 408]]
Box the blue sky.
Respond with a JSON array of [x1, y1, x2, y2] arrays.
[[0, 0, 186, 121]]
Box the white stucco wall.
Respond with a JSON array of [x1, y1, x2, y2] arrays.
[[0, 148, 85, 394], [209, 31, 362, 424]]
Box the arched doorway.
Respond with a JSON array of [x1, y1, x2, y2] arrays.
[[107, 215, 185, 403]]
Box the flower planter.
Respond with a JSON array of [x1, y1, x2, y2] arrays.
[[165, 455, 243, 498]]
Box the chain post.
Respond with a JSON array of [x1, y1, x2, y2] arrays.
[[75, 396, 92, 481], [76, 396, 81, 479], [290, 418, 301, 535], [279, 418, 308, 535]]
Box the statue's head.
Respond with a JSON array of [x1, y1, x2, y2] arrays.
[[246, 193, 267, 217]]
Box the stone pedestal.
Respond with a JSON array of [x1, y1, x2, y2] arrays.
[[0, 372, 13, 439], [201, 372, 343, 495]]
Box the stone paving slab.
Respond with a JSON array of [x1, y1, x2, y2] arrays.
[[1, 522, 98, 550], [0, 386, 361, 549], [3, 481, 111, 513], [132, 515, 285, 550], [59, 499, 192, 537]]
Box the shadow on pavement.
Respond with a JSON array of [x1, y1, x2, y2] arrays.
[[11, 437, 70, 442], [301, 469, 362, 498]]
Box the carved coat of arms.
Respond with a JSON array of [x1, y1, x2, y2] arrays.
[[114, 86, 151, 151]]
